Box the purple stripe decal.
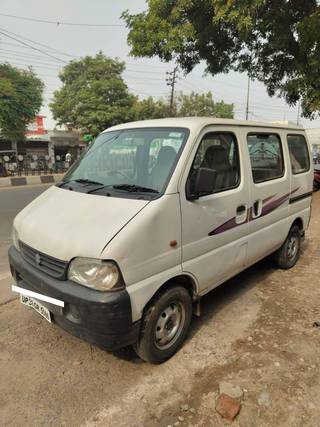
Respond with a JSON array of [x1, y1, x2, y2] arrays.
[[208, 187, 300, 236], [208, 216, 240, 236], [263, 194, 277, 204], [261, 193, 290, 216], [260, 187, 299, 218]]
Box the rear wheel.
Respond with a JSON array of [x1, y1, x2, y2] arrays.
[[133, 286, 192, 363], [274, 225, 301, 269]]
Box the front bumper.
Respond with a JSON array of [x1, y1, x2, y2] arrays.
[[8, 246, 141, 351]]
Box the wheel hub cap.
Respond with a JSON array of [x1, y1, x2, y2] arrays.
[[288, 236, 298, 260], [154, 302, 185, 349]]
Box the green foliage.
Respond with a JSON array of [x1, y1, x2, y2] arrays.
[[122, 0, 320, 118], [50, 53, 232, 130], [176, 91, 233, 118], [50, 53, 136, 136], [132, 97, 169, 120], [82, 134, 93, 143], [0, 64, 44, 141], [130, 92, 233, 120]]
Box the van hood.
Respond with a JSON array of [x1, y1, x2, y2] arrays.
[[14, 185, 149, 261]]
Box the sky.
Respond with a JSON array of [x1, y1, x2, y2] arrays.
[[1, 0, 319, 130]]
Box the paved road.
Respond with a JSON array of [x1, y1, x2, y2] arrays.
[[0, 184, 50, 303]]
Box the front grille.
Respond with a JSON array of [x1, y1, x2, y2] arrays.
[[19, 241, 68, 279]]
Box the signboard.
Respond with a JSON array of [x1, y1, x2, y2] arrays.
[[26, 115, 48, 136]]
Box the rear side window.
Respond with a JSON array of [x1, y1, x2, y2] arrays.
[[247, 133, 284, 183], [187, 132, 240, 195], [287, 134, 310, 174]]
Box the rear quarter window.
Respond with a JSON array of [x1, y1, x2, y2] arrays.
[[247, 133, 284, 183], [287, 134, 310, 174]]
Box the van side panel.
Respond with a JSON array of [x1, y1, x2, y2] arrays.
[[101, 194, 184, 322]]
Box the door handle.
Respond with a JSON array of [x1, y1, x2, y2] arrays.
[[236, 204, 247, 224], [252, 199, 263, 218], [236, 205, 246, 215]]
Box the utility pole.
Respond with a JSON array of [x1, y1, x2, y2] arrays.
[[297, 100, 301, 126], [245, 76, 250, 120], [166, 66, 179, 116]]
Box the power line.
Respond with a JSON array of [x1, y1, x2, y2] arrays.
[[125, 68, 167, 75], [0, 41, 173, 71], [0, 57, 169, 80], [0, 47, 64, 63], [0, 40, 71, 55], [0, 59, 63, 71], [126, 87, 165, 98], [0, 28, 68, 64], [0, 40, 173, 74], [123, 74, 165, 82], [0, 48, 169, 74], [126, 61, 171, 70], [0, 28, 77, 58], [0, 12, 125, 28], [0, 53, 62, 69], [177, 79, 199, 92]]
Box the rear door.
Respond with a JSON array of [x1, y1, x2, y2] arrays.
[[246, 128, 291, 263], [286, 132, 313, 226], [180, 126, 250, 294]]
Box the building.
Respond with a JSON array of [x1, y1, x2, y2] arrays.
[[49, 129, 85, 162], [0, 116, 86, 176], [24, 115, 52, 158]]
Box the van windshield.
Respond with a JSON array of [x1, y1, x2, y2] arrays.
[[61, 127, 189, 198]]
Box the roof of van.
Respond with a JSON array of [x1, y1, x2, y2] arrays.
[[104, 117, 304, 133]]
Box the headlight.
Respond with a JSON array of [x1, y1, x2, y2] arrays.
[[12, 226, 20, 251], [68, 258, 123, 291]]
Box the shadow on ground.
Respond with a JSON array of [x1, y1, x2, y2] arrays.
[[113, 252, 285, 363]]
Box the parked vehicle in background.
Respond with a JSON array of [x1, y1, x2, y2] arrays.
[[9, 118, 313, 363], [314, 164, 320, 191]]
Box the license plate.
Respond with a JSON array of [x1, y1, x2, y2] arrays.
[[20, 295, 51, 323]]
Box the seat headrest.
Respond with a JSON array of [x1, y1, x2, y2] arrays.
[[203, 145, 230, 169], [157, 146, 176, 165]]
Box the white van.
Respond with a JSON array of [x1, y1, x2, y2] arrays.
[[9, 118, 313, 363]]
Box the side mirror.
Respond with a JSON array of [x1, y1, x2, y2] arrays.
[[187, 167, 216, 200]]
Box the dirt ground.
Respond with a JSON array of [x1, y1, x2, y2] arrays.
[[1, 193, 320, 427]]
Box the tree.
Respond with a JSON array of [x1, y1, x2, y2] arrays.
[[122, 1, 320, 118], [132, 96, 169, 120], [176, 91, 233, 118], [0, 64, 44, 142], [131, 92, 233, 120], [50, 53, 136, 136]]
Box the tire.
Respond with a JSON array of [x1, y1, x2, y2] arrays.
[[274, 225, 301, 269], [313, 180, 320, 192], [133, 286, 192, 363]]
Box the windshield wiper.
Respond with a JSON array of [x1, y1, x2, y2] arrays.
[[112, 184, 159, 193], [88, 184, 159, 194], [58, 178, 104, 188]]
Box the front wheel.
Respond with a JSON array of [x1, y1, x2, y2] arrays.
[[274, 225, 301, 269], [133, 286, 192, 363]]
